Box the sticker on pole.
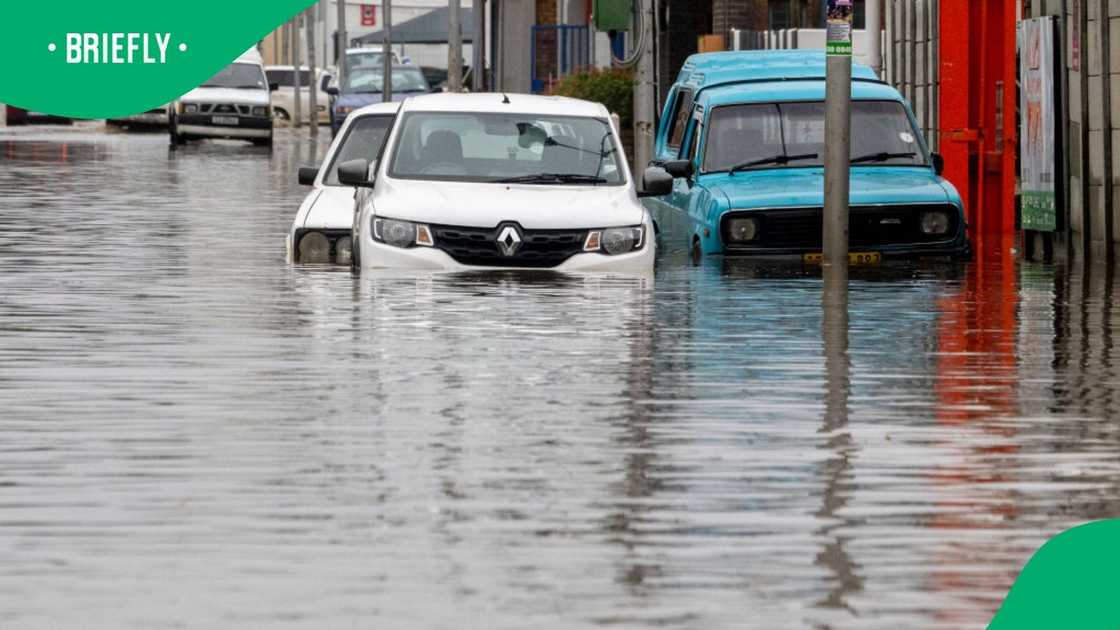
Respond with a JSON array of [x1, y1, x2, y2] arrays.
[[826, 0, 853, 56]]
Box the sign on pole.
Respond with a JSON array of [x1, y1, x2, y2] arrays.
[[1019, 17, 1060, 232], [360, 5, 376, 27], [826, 0, 853, 57]]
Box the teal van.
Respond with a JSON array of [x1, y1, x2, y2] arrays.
[[641, 50, 970, 262]]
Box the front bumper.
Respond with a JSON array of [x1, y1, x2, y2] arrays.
[[177, 114, 272, 139], [359, 237, 655, 274]]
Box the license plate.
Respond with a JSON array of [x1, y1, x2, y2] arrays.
[[803, 252, 882, 265], [212, 116, 239, 126]]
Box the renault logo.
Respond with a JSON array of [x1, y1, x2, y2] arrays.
[[496, 225, 523, 257]]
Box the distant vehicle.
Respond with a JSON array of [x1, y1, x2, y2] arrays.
[[265, 65, 332, 125], [168, 48, 276, 147], [343, 46, 405, 72], [106, 105, 170, 129], [289, 102, 400, 265], [645, 50, 970, 263], [4, 106, 71, 126], [326, 64, 431, 136], [339, 93, 666, 272]]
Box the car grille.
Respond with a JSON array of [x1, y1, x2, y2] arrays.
[[430, 223, 588, 268], [722, 205, 960, 250], [200, 104, 251, 115]]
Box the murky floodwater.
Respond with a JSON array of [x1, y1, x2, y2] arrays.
[[1, 125, 1118, 629]]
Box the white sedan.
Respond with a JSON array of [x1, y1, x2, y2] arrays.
[[288, 102, 400, 265], [338, 93, 671, 273]]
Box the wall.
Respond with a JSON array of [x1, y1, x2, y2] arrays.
[[883, 0, 939, 151]]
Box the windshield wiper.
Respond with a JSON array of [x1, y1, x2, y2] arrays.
[[851, 151, 917, 164], [495, 173, 608, 185], [729, 152, 818, 173]]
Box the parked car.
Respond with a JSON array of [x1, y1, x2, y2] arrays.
[[289, 102, 400, 265], [168, 48, 276, 147], [645, 50, 970, 263], [326, 65, 431, 136], [337, 93, 669, 272], [265, 65, 332, 125], [4, 106, 71, 126], [106, 105, 170, 129]]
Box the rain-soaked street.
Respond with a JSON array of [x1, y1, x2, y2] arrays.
[[1, 125, 1119, 629]]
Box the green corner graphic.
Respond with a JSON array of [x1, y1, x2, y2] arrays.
[[989, 520, 1120, 629], [0, 0, 314, 119]]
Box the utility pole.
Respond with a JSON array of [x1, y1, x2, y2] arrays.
[[866, 0, 882, 77], [382, 0, 393, 102], [823, 0, 852, 269], [292, 17, 303, 128], [633, 0, 656, 170], [336, 0, 347, 84], [445, 0, 463, 91], [306, 3, 320, 136], [472, 0, 486, 91], [448, 0, 464, 92]]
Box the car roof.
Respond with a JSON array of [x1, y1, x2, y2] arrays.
[[265, 65, 328, 73], [674, 49, 881, 93], [399, 92, 608, 118], [346, 46, 395, 54], [350, 102, 402, 116], [700, 78, 904, 107], [236, 47, 264, 64]]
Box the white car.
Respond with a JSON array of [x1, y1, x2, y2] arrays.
[[265, 65, 332, 125], [169, 48, 275, 146], [288, 102, 400, 265], [338, 93, 671, 273]]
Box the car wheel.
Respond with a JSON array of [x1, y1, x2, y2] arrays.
[[273, 109, 291, 124], [690, 237, 703, 265]]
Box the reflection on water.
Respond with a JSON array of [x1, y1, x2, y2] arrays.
[[1, 126, 1119, 629]]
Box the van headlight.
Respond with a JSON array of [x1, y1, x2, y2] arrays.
[[372, 218, 434, 249], [584, 226, 644, 256], [920, 211, 951, 235], [183, 103, 198, 114], [252, 106, 269, 117]]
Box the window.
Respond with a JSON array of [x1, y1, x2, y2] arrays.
[[666, 89, 694, 151], [324, 115, 395, 186], [703, 101, 926, 173], [265, 69, 314, 88], [388, 112, 625, 185]]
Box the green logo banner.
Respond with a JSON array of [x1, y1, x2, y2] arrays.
[[989, 520, 1120, 629], [0, 0, 314, 119]]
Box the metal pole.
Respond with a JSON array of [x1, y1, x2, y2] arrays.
[[633, 0, 656, 170], [336, 0, 347, 82], [382, 0, 392, 102], [866, 0, 882, 76], [448, 0, 464, 92], [292, 17, 303, 128], [823, 0, 852, 269], [472, 0, 486, 91], [306, 4, 320, 136]]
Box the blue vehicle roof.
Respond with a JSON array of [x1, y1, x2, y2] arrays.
[[700, 79, 904, 108], [674, 49, 881, 94]]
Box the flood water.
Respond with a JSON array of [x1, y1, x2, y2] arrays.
[[1, 125, 1119, 629]]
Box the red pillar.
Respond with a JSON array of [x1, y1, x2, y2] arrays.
[[939, 0, 1019, 253]]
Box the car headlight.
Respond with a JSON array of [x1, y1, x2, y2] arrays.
[[920, 211, 951, 235], [334, 236, 353, 265], [336, 105, 355, 116], [252, 106, 269, 117], [372, 218, 434, 249], [583, 226, 644, 256], [726, 217, 760, 243], [183, 103, 198, 114], [298, 231, 331, 264]]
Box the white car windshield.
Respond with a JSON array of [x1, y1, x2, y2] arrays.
[[201, 62, 267, 90], [325, 115, 395, 186], [703, 100, 928, 172], [388, 112, 625, 185]]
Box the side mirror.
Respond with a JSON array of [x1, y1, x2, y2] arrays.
[[638, 166, 674, 198], [326, 86, 341, 97], [269, 82, 280, 92], [931, 152, 945, 176], [663, 159, 694, 179], [337, 159, 374, 188], [297, 165, 319, 186]]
